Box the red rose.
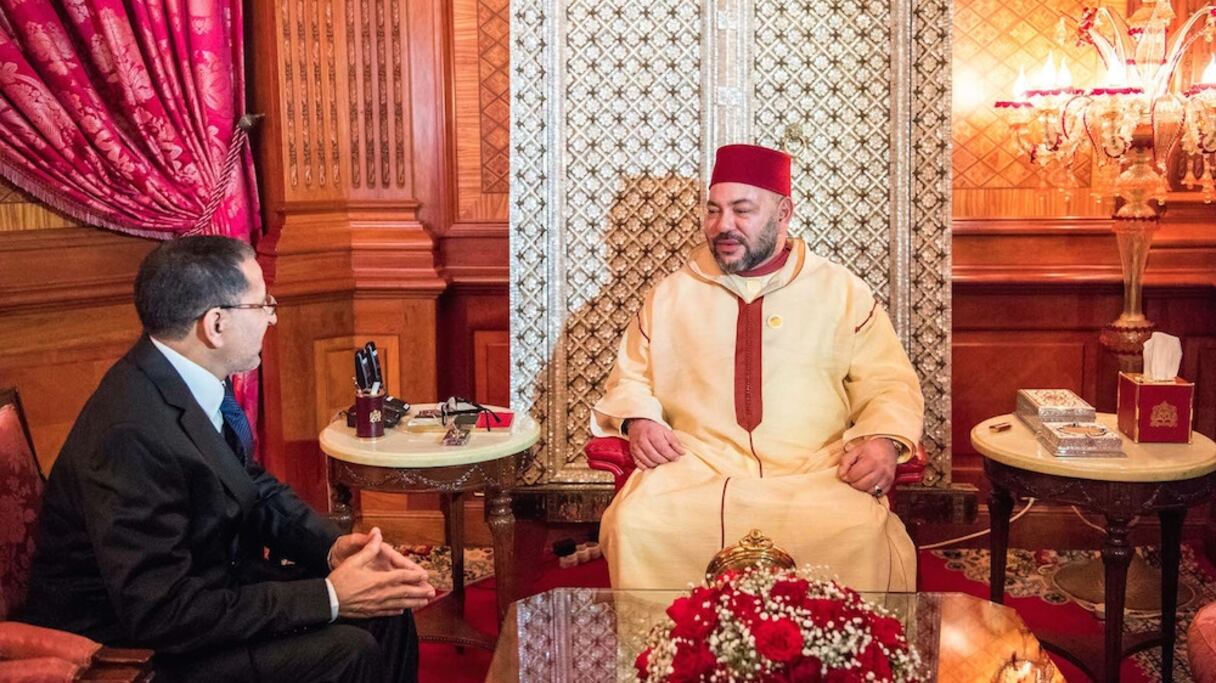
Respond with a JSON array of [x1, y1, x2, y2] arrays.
[[634, 647, 651, 679], [802, 598, 845, 626], [789, 656, 823, 682], [670, 641, 717, 682], [857, 641, 893, 680], [824, 669, 864, 683], [667, 594, 719, 640], [753, 618, 803, 663], [867, 613, 905, 649], [726, 589, 764, 627], [770, 578, 810, 607]]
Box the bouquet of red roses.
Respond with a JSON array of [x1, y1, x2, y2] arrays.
[[634, 567, 923, 682]]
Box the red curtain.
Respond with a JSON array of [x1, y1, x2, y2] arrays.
[[0, 0, 263, 448]]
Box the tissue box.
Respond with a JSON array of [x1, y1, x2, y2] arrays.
[[1117, 372, 1194, 443], [1036, 421, 1124, 458], [1015, 389, 1095, 434]]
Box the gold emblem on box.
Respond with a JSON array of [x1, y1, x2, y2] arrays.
[[1150, 401, 1178, 428], [705, 529, 795, 582]]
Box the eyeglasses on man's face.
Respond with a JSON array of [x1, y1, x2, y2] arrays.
[[216, 294, 278, 315]]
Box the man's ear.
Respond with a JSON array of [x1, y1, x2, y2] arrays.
[[777, 195, 793, 225], [199, 308, 225, 348]]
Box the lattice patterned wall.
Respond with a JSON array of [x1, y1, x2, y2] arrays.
[[511, 0, 953, 486]]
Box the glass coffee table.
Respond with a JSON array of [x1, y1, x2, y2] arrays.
[[487, 588, 1062, 681]]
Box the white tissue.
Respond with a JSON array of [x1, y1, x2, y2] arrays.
[[1142, 332, 1182, 381]]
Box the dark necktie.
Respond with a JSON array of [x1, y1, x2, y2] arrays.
[[220, 382, 253, 466]]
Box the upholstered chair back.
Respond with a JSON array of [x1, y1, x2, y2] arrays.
[[0, 388, 43, 621]]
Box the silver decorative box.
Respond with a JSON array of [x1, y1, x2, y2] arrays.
[[1036, 421, 1125, 458], [1015, 389, 1095, 434]]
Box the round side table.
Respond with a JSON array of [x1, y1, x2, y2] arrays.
[[320, 406, 539, 649], [972, 413, 1216, 683]]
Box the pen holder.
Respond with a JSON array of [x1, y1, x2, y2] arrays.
[[354, 389, 386, 438]]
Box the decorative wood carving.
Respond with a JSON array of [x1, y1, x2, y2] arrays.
[[475, 0, 509, 194], [452, 0, 509, 223]]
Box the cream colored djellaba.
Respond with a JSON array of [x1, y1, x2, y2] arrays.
[[593, 238, 924, 592]]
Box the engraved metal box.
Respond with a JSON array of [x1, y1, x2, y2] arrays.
[[1036, 421, 1124, 458], [1015, 389, 1095, 435]]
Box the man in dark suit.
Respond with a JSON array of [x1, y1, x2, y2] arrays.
[[25, 236, 434, 682]]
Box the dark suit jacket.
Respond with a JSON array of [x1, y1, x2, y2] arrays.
[[24, 336, 341, 654]]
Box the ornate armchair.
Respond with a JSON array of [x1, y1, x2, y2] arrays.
[[0, 387, 153, 682]]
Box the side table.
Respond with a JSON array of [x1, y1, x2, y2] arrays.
[[319, 406, 539, 649], [972, 413, 1216, 683]]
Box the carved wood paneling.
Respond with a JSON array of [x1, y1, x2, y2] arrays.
[[270, 0, 415, 201]]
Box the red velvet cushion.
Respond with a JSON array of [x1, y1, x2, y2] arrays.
[[1188, 602, 1216, 683], [0, 404, 43, 620], [0, 621, 100, 667], [0, 656, 81, 683]]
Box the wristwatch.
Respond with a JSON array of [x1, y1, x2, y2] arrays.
[[884, 437, 906, 458]]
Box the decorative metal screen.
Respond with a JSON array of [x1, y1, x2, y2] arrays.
[[511, 0, 953, 487]]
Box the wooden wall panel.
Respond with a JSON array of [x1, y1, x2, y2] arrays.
[[439, 0, 511, 423], [437, 285, 510, 403], [251, 0, 453, 538], [0, 229, 154, 472], [953, 340, 1088, 424], [473, 329, 510, 407], [451, 0, 510, 224], [0, 179, 81, 233]]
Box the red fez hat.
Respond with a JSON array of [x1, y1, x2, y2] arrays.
[[710, 144, 792, 196]]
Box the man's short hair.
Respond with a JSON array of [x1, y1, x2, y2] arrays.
[[134, 236, 256, 339]]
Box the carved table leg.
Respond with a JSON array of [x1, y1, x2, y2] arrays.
[[485, 486, 516, 624], [442, 492, 466, 609], [1159, 507, 1185, 683], [1102, 515, 1133, 683], [330, 479, 356, 534], [988, 484, 1014, 604]]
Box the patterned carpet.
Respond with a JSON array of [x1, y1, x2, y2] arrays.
[[399, 544, 494, 598], [927, 545, 1216, 682]]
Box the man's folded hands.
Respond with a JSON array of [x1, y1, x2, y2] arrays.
[[328, 527, 436, 619]]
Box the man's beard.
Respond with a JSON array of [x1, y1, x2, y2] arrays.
[[712, 216, 780, 274]]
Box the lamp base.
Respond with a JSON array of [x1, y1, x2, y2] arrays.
[[1098, 318, 1155, 363]]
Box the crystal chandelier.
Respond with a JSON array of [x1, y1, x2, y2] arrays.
[[994, 1, 1216, 358]]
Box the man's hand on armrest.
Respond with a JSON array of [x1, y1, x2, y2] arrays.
[[327, 528, 436, 619], [626, 418, 685, 469], [836, 437, 898, 496]]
